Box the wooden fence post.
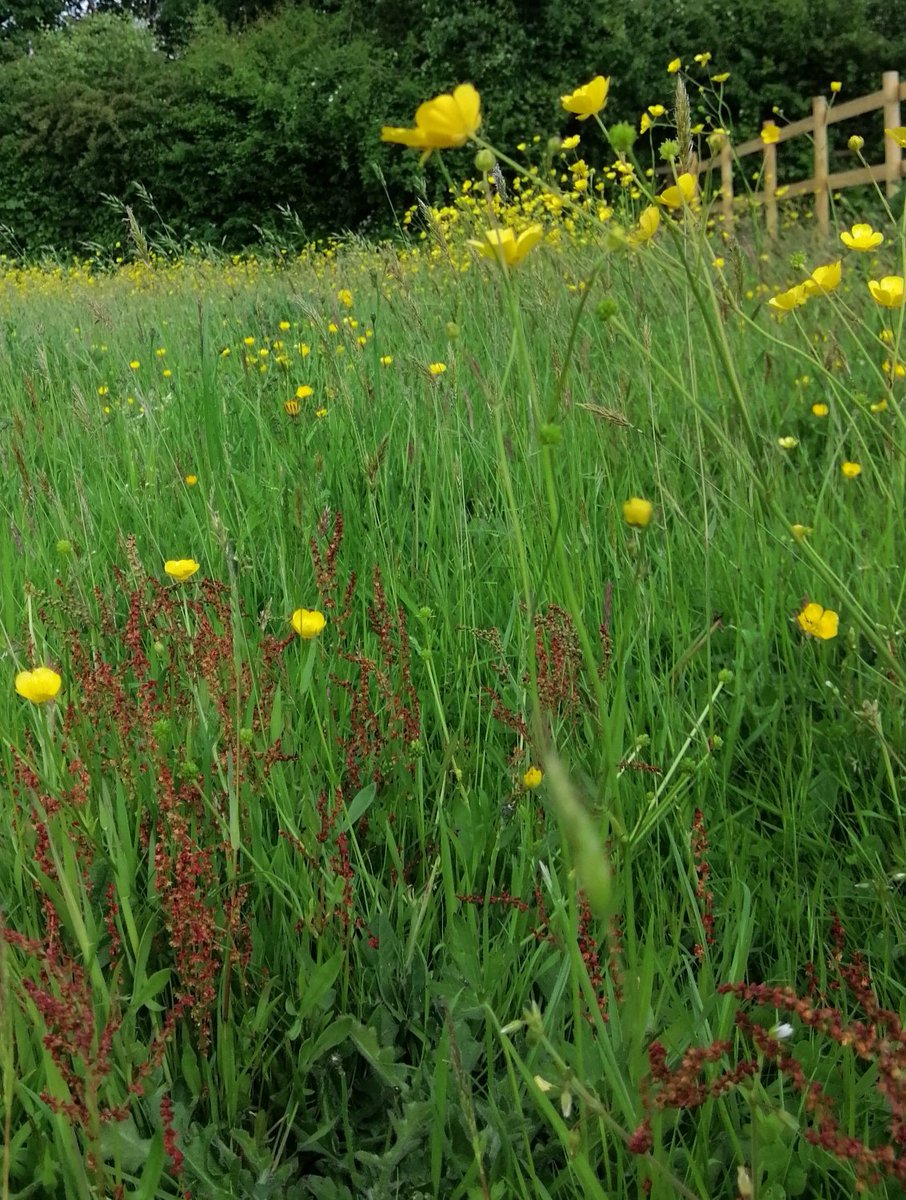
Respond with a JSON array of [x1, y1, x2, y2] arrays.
[[812, 94, 829, 237], [763, 137, 778, 239], [883, 70, 902, 197], [720, 138, 734, 232]]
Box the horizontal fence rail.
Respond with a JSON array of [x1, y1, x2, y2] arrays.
[[661, 70, 904, 238]]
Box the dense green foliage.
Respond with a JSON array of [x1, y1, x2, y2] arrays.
[[0, 0, 901, 251]]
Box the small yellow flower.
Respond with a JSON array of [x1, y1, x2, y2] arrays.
[[631, 205, 660, 245], [830, 81, 842, 93], [243, 336, 256, 346], [657, 172, 697, 209], [886, 127, 906, 148], [284, 399, 301, 415], [790, 524, 812, 541], [15, 667, 62, 704], [711, 72, 730, 83], [291, 608, 326, 639], [840, 223, 883, 251], [868, 276, 905, 308], [760, 121, 780, 145], [560, 75, 610, 120], [522, 766, 543, 789], [381, 83, 481, 154], [870, 398, 888, 413], [184, 473, 198, 485], [622, 497, 653, 527], [298, 343, 311, 357], [811, 403, 829, 417], [129, 359, 140, 370], [561, 134, 580, 150], [162, 368, 172, 378], [428, 362, 447, 376], [647, 104, 665, 117], [467, 224, 543, 267], [841, 461, 861, 479], [848, 135, 864, 152], [777, 436, 798, 449], [315, 407, 328, 418], [327, 322, 339, 333], [667, 57, 681, 73], [98, 384, 109, 396], [296, 385, 314, 399], [796, 602, 839, 640], [380, 355, 393, 366], [337, 289, 353, 308], [803, 261, 841, 296], [164, 558, 200, 582], [278, 320, 291, 331], [693, 51, 712, 66], [768, 284, 809, 312]]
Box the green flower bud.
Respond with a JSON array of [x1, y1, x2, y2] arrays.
[[718, 668, 735, 685], [474, 148, 496, 173], [547, 135, 563, 155], [789, 250, 807, 271], [55, 539, 73, 555], [659, 139, 680, 162], [445, 321, 459, 340], [239, 727, 254, 746], [607, 122, 637, 155], [152, 641, 165, 655], [595, 298, 619, 322], [539, 423, 562, 446]]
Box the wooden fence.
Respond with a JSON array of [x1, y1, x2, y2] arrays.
[[681, 70, 904, 238]]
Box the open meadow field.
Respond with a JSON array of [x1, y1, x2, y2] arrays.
[[1, 75, 905, 1200]]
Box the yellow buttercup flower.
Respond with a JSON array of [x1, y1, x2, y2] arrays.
[[868, 276, 905, 308], [380, 355, 393, 366], [840, 223, 883, 251], [768, 284, 809, 312], [291, 608, 326, 640], [693, 51, 711, 67], [760, 121, 780, 145], [296, 385, 314, 399], [657, 172, 697, 209], [711, 72, 730, 83], [522, 766, 543, 790], [428, 362, 447, 376], [560, 75, 610, 120], [811, 403, 829, 417], [184, 473, 198, 485], [337, 289, 353, 308], [381, 83, 481, 154], [622, 497, 653, 527], [841, 461, 861, 479], [667, 57, 681, 74], [647, 104, 666, 117], [803, 261, 841, 296], [796, 603, 838, 640], [848, 135, 864, 152], [631, 205, 660, 245], [790, 524, 812, 542], [164, 558, 200, 582], [15, 667, 62, 704], [830, 81, 842, 93], [886, 127, 906, 148], [468, 224, 543, 267], [777, 436, 798, 449]]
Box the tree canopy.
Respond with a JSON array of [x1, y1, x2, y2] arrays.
[[0, 0, 899, 252]]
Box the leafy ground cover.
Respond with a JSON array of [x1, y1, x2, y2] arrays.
[[0, 74, 904, 1200]]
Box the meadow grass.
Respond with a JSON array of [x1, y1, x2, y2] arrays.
[[0, 164, 904, 1200]]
